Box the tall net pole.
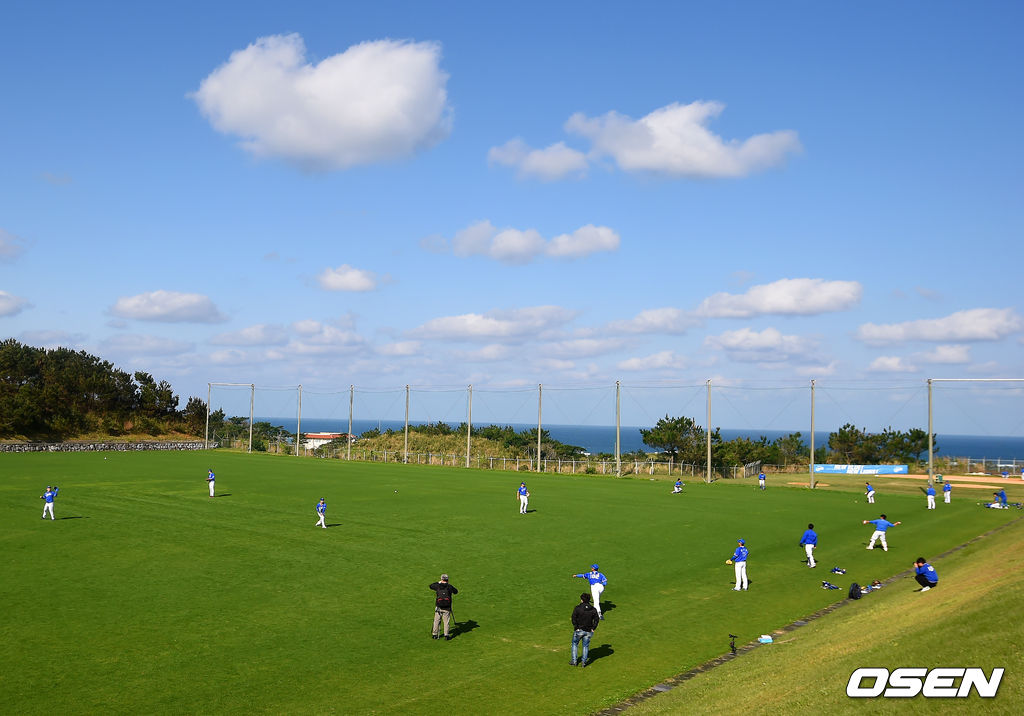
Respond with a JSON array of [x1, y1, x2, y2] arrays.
[[810, 379, 816, 489], [466, 384, 472, 469], [404, 385, 410, 464], [348, 385, 354, 461], [205, 383, 211, 449], [295, 384, 302, 457], [615, 380, 621, 478], [248, 383, 254, 453], [705, 379, 712, 484], [536, 383, 543, 472]]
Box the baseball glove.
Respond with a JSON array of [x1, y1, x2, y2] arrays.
[[726, 559, 733, 565]]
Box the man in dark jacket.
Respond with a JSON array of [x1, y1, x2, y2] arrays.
[[570, 593, 600, 667], [429, 574, 458, 640]]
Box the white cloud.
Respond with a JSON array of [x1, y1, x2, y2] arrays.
[[0, 229, 26, 262], [192, 34, 451, 170], [856, 308, 1023, 345], [869, 356, 918, 373], [110, 290, 226, 323], [487, 138, 588, 180], [284, 320, 366, 355], [565, 100, 801, 178], [101, 334, 194, 355], [19, 330, 86, 348], [379, 341, 421, 356], [413, 306, 576, 341], [210, 349, 251, 365], [607, 307, 696, 335], [794, 360, 839, 377], [210, 324, 289, 346], [318, 264, 378, 292], [617, 350, 687, 372], [916, 344, 971, 364], [545, 338, 625, 359], [705, 327, 812, 361], [0, 290, 31, 317], [696, 278, 862, 318], [462, 344, 512, 361], [442, 220, 619, 264]]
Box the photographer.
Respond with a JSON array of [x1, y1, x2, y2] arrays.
[[429, 574, 458, 641]]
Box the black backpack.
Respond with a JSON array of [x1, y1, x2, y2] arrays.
[[435, 584, 453, 609], [848, 582, 862, 600]]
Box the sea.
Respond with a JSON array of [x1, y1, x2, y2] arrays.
[[260, 417, 1024, 461]]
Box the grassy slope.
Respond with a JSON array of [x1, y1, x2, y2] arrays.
[[0, 453, 1020, 714], [631, 517, 1024, 714]]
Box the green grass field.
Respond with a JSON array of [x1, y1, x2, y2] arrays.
[[1, 452, 1021, 714]]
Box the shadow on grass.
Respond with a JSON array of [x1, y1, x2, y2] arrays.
[[600, 600, 618, 614], [214, 493, 232, 497], [326, 523, 343, 528], [58, 516, 87, 520], [451, 619, 480, 638], [587, 643, 614, 664]]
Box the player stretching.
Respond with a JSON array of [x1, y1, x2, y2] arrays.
[[571, 565, 608, 620]]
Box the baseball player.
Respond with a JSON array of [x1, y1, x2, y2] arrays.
[[865, 482, 875, 504], [315, 498, 327, 529], [943, 481, 952, 503], [571, 565, 608, 620], [994, 489, 1008, 507], [728, 539, 749, 590], [863, 514, 901, 551], [671, 479, 683, 494], [207, 468, 215, 498], [799, 523, 817, 568], [926, 485, 936, 510], [913, 558, 938, 591], [517, 482, 529, 514], [40, 485, 56, 520], [758, 471, 766, 490]]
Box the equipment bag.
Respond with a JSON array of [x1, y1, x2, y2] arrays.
[[848, 582, 862, 600]]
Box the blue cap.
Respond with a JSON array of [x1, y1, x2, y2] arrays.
[[591, 564, 599, 570], [738, 539, 745, 544]]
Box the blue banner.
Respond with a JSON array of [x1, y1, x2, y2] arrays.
[[813, 464, 908, 475]]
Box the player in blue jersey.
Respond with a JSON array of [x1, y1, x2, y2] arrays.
[[671, 479, 683, 494], [207, 468, 215, 498], [40, 486, 56, 520], [517, 482, 530, 514], [863, 514, 901, 551], [926, 485, 936, 510], [994, 489, 1008, 507], [758, 471, 766, 490], [799, 523, 818, 568], [571, 565, 608, 620], [913, 557, 938, 591], [943, 481, 952, 503], [865, 482, 875, 504], [315, 498, 327, 529], [727, 539, 749, 590]]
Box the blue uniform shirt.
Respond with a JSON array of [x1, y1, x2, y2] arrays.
[[865, 483, 874, 493], [674, 480, 682, 488], [574, 570, 607, 586], [208, 471, 215, 482], [317, 501, 326, 515], [943, 483, 951, 492], [43, 489, 54, 503], [732, 545, 749, 562], [758, 473, 765, 481], [867, 519, 895, 532], [996, 490, 1008, 504], [926, 486, 936, 496], [800, 529, 817, 546], [518, 484, 528, 496], [915, 562, 938, 583]]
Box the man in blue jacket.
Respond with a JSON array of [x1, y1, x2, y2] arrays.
[[799, 523, 818, 568], [913, 557, 938, 591]]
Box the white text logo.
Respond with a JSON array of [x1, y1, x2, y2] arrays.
[[846, 668, 1003, 698]]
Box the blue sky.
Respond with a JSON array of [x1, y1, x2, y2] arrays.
[[2, 1, 1022, 433]]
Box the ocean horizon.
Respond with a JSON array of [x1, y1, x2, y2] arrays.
[[254, 417, 1024, 461]]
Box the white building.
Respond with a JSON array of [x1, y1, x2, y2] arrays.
[[301, 432, 353, 450]]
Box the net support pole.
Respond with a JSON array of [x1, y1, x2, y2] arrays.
[[205, 382, 211, 450], [296, 384, 302, 457], [466, 384, 472, 468], [615, 381, 621, 478], [537, 383, 543, 472], [248, 383, 254, 454], [810, 379, 816, 489], [404, 385, 410, 464], [705, 379, 712, 484], [348, 385, 354, 462], [927, 378, 934, 486]]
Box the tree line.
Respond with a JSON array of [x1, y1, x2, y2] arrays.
[[639, 414, 936, 467], [0, 339, 207, 439]]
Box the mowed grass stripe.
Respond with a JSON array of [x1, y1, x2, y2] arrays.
[[1, 452, 1019, 714]]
